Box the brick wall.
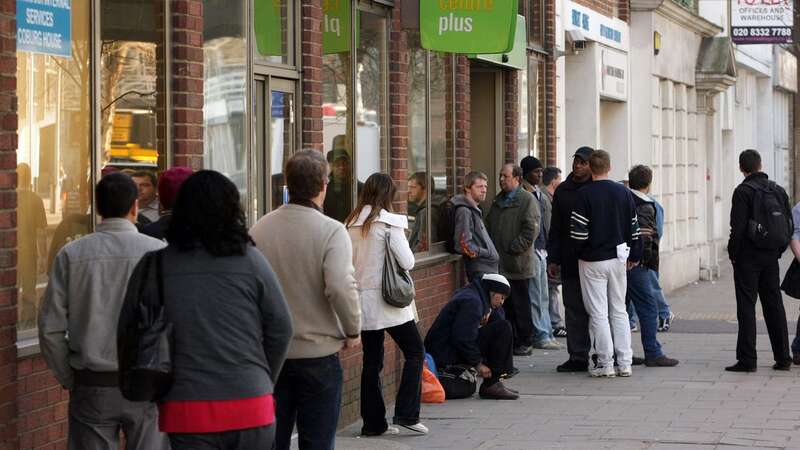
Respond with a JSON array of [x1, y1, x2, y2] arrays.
[[454, 56, 471, 183], [172, 0, 204, 169], [543, 0, 558, 166], [0, 1, 15, 448], [301, 0, 323, 151], [16, 357, 66, 450], [389, 9, 408, 214], [504, 70, 519, 164]]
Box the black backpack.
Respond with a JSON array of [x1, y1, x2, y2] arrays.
[[744, 180, 792, 251], [437, 199, 466, 254]]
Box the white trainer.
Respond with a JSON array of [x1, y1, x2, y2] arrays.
[[616, 365, 633, 377], [399, 422, 429, 435], [590, 365, 616, 378]]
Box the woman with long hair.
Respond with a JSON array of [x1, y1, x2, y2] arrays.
[[345, 173, 428, 436], [130, 170, 293, 449]]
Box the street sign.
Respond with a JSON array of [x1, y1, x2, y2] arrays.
[[731, 0, 793, 44], [421, 0, 518, 54], [17, 0, 72, 58]]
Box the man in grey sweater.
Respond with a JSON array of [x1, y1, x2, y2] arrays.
[[452, 171, 499, 282], [39, 173, 168, 450], [251, 149, 361, 450]]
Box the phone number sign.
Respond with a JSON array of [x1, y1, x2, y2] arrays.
[[731, 0, 793, 44]]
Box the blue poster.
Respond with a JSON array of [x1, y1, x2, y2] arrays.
[[17, 0, 72, 58]]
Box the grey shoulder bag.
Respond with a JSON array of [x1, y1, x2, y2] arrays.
[[382, 224, 415, 308]]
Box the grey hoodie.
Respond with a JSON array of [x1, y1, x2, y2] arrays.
[[452, 194, 499, 275]]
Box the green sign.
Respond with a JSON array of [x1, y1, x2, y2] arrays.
[[421, 0, 518, 54], [472, 15, 526, 69], [255, 0, 283, 57], [323, 0, 351, 54]]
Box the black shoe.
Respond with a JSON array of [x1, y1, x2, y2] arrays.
[[557, 359, 588, 372], [793, 354, 800, 365], [479, 381, 519, 400], [644, 355, 679, 367], [513, 345, 533, 356], [725, 362, 756, 373], [773, 361, 791, 371], [632, 356, 645, 366]]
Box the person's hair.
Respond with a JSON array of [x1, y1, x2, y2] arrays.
[[286, 149, 328, 201], [588, 150, 611, 175], [739, 149, 761, 174], [463, 171, 488, 190], [96, 173, 138, 219], [131, 170, 157, 187], [345, 173, 397, 237], [166, 170, 253, 256], [408, 172, 427, 189], [542, 167, 561, 186], [628, 165, 653, 191], [503, 164, 523, 180]]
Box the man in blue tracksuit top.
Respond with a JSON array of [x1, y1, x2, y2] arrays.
[[570, 150, 642, 378]]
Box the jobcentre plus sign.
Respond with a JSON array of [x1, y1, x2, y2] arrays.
[[421, 0, 518, 54]]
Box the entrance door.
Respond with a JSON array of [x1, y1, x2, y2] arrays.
[[470, 69, 504, 210], [254, 77, 297, 217]]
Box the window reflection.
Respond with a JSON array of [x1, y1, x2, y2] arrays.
[[17, 1, 91, 329], [322, 34, 353, 221], [430, 52, 451, 244], [254, 0, 294, 66]]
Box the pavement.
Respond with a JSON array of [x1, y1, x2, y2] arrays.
[[331, 254, 800, 450]]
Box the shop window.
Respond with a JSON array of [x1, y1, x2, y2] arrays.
[[322, 5, 389, 222], [405, 31, 453, 253], [16, 1, 89, 331], [519, 58, 541, 160], [204, 0, 248, 196], [526, 0, 545, 49], [254, 0, 296, 66]]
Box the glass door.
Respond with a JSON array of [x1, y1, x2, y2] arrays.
[[254, 77, 296, 219]]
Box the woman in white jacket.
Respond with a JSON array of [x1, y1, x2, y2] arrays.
[[345, 173, 428, 437]]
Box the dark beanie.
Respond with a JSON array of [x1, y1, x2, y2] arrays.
[[520, 156, 543, 176], [481, 274, 511, 297], [158, 167, 193, 210]]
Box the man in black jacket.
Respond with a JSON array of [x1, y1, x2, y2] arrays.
[[547, 147, 594, 372], [425, 274, 518, 400], [726, 149, 793, 372]]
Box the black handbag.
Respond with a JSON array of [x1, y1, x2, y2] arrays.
[[438, 365, 477, 399], [381, 224, 415, 308], [118, 250, 174, 402], [782, 259, 800, 300]]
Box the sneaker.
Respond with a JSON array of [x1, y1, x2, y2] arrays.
[[644, 355, 679, 367], [479, 381, 519, 400], [725, 362, 756, 373], [513, 345, 533, 356], [556, 359, 589, 372], [657, 316, 665, 332], [553, 327, 568, 338], [590, 365, 616, 378], [662, 312, 675, 332], [533, 340, 562, 350], [398, 423, 429, 435], [630, 323, 639, 332], [616, 365, 632, 377], [362, 425, 400, 437]]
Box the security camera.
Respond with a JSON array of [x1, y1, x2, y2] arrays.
[[566, 29, 587, 54]]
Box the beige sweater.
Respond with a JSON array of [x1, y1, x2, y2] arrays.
[[250, 204, 361, 359]]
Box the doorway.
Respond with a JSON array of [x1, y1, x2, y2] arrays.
[[254, 77, 297, 218], [470, 69, 504, 209]]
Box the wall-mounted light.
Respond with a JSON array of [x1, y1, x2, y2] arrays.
[[654, 31, 661, 56]]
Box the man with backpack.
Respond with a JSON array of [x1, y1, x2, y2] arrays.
[[727, 149, 793, 372], [449, 171, 499, 283]]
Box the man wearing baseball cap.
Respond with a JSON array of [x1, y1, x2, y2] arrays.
[[425, 274, 518, 400], [547, 147, 595, 372]]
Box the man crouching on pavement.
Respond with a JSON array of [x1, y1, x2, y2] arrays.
[[425, 274, 519, 400]]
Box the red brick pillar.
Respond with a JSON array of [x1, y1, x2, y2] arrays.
[[504, 70, 519, 164], [301, 0, 323, 151], [454, 56, 471, 183], [389, 9, 408, 213], [172, 0, 204, 169], [543, 0, 558, 166], [0, 1, 16, 448]]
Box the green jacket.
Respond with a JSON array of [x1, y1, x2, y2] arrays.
[[485, 187, 540, 280]]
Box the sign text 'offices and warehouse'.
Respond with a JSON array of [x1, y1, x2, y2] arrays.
[[731, 0, 793, 45], [17, 0, 72, 58]]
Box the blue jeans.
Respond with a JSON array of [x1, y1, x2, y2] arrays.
[[274, 354, 343, 450], [626, 265, 664, 360], [649, 270, 671, 320], [529, 252, 554, 345]]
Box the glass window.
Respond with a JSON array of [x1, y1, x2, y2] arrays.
[[527, 0, 545, 47], [518, 64, 530, 158], [429, 52, 451, 245], [254, 0, 295, 66], [204, 0, 248, 196], [355, 10, 388, 182], [17, 1, 91, 330]]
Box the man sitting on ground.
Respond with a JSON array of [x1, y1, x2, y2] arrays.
[[425, 274, 518, 400]]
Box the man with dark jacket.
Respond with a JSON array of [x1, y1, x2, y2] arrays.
[[520, 156, 560, 350], [486, 164, 540, 356], [726, 149, 793, 372], [547, 147, 594, 372], [626, 165, 679, 368], [141, 167, 193, 241], [425, 274, 518, 400], [452, 171, 499, 281]]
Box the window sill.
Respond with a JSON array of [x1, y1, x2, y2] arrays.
[[17, 335, 40, 359], [412, 250, 461, 271]]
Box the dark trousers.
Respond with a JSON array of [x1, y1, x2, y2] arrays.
[[478, 319, 514, 386], [360, 320, 424, 434], [733, 259, 791, 366], [504, 279, 534, 347], [563, 276, 591, 363], [169, 425, 274, 449], [792, 306, 800, 356], [274, 354, 343, 450]]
